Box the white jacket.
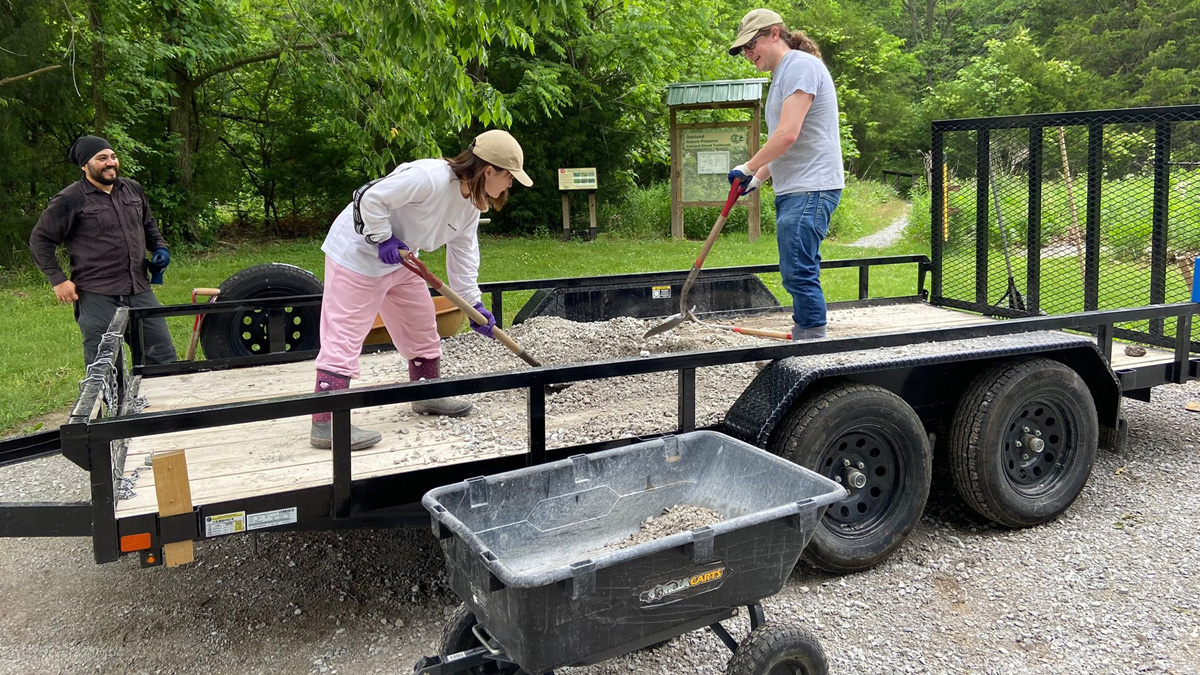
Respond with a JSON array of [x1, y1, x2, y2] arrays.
[[321, 159, 485, 304]]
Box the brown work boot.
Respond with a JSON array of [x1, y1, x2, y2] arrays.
[[310, 369, 382, 450], [408, 357, 473, 417]]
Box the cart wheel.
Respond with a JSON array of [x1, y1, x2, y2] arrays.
[[770, 382, 931, 573], [198, 263, 323, 359], [724, 624, 827, 675], [947, 357, 1098, 527], [440, 604, 521, 675]]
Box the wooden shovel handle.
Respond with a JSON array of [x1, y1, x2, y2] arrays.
[[400, 253, 538, 364]]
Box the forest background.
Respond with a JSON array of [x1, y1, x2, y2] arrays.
[[1, 0, 1197, 262]]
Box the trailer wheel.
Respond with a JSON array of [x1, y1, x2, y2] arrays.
[[724, 623, 828, 675], [198, 263, 323, 359], [440, 604, 521, 675], [948, 357, 1098, 528], [771, 382, 931, 573]]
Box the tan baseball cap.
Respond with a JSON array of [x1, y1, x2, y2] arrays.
[[471, 130, 532, 187], [729, 8, 784, 55]]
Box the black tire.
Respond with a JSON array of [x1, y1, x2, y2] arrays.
[[770, 382, 932, 573], [198, 263, 323, 360], [947, 357, 1098, 528], [725, 624, 828, 675], [440, 604, 521, 675]]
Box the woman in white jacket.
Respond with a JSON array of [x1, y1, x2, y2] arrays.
[[311, 130, 532, 451]]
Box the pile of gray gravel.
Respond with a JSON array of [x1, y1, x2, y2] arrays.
[[604, 505, 726, 551]]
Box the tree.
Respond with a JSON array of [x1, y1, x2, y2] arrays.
[[1029, 0, 1200, 105]]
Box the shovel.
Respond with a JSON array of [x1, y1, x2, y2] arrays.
[[399, 253, 570, 393], [643, 178, 748, 338], [185, 287, 221, 361]]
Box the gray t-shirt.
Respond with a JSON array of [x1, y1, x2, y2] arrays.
[[765, 49, 845, 194]]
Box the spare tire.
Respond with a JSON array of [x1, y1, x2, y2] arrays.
[[199, 263, 324, 360]]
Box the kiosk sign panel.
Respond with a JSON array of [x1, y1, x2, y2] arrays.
[[680, 127, 750, 202], [558, 168, 598, 191]]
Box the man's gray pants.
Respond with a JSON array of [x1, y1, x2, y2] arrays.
[[74, 290, 177, 367]]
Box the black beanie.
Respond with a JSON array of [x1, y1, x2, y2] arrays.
[[68, 135, 113, 166]]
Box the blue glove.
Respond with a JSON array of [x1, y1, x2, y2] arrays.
[[377, 236, 409, 264], [727, 164, 760, 196], [151, 248, 170, 268], [470, 302, 496, 339]]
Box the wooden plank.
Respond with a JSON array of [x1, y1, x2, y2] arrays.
[[561, 193, 571, 240], [670, 108, 683, 239], [117, 440, 523, 517], [1110, 345, 1179, 371], [152, 450, 195, 566], [748, 102, 762, 243]]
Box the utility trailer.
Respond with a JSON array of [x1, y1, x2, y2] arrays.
[[2, 105, 1198, 576]]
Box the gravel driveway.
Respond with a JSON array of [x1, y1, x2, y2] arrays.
[[2, 321, 1197, 674]]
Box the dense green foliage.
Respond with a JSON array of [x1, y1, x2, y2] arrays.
[[2, 0, 1197, 265]]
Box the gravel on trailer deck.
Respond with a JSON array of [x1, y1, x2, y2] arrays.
[[1, 316, 1198, 674]]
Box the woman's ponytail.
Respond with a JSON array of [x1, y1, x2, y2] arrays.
[[781, 27, 822, 60]]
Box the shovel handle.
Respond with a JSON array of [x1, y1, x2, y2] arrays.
[[400, 253, 538, 364], [693, 180, 747, 270], [726, 326, 792, 340]]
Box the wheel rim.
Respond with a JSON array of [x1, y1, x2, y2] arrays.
[[225, 291, 317, 356], [1001, 395, 1077, 496], [817, 428, 904, 535]]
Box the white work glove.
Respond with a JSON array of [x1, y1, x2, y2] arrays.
[[728, 164, 761, 195]]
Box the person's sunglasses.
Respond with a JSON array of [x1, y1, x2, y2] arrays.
[[741, 30, 771, 54]]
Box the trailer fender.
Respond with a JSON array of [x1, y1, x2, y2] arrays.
[[723, 331, 1120, 448]]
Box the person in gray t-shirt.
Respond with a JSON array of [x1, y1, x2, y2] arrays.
[[728, 9, 844, 339]]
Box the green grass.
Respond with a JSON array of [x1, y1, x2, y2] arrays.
[[941, 249, 1198, 339], [0, 219, 923, 436], [600, 176, 902, 244], [909, 169, 1200, 258]]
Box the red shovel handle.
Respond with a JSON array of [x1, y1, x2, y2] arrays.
[[400, 253, 441, 290], [721, 176, 749, 217]]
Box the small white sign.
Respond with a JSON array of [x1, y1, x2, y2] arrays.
[[652, 286, 672, 299], [697, 151, 730, 175], [204, 511, 246, 537], [558, 167, 598, 190], [247, 507, 298, 530]]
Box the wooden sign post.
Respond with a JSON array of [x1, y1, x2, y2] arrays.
[[558, 168, 598, 241]]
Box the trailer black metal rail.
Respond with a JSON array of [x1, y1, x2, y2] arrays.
[[125, 254, 931, 377], [2, 285, 1195, 564]]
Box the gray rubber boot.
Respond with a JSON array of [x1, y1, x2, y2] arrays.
[[409, 357, 474, 417], [310, 369, 383, 450], [309, 421, 384, 451], [792, 324, 828, 340]]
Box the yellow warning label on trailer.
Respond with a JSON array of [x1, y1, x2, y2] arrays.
[[204, 511, 246, 537], [652, 286, 671, 299]]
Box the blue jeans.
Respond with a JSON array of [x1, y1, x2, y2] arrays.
[[775, 189, 842, 328]]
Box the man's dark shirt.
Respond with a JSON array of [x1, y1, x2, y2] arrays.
[[30, 177, 167, 296]]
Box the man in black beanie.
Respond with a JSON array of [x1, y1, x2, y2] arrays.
[[29, 135, 178, 367]]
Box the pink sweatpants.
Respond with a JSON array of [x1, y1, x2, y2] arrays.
[[315, 257, 441, 379]]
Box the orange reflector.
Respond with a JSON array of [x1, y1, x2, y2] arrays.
[[120, 533, 152, 552], [146, 554, 157, 564]]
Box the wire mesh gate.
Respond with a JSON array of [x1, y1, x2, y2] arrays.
[[930, 105, 1200, 352]]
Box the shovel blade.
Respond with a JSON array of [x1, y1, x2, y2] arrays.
[[642, 312, 685, 339]]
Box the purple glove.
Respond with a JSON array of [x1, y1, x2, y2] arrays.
[[470, 302, 496, 339], [377, 236, 409, 264]]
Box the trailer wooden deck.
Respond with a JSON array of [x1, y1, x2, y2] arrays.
[[115, 302, 1180, 518]]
